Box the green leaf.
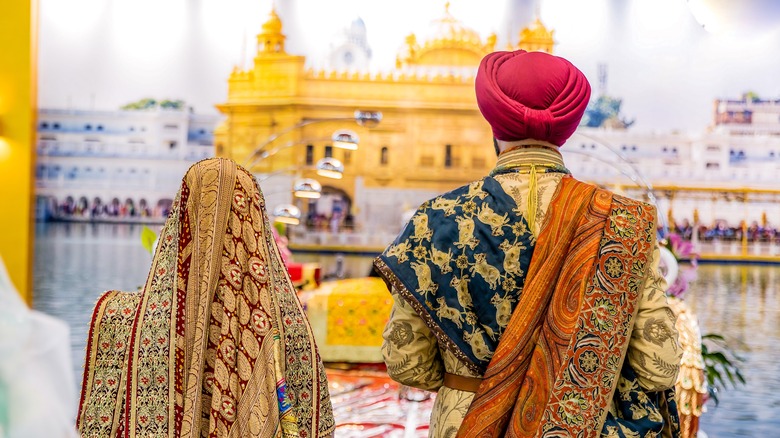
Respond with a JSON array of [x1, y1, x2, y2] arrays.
[[723, 367, 736, 387], [141, 226, 158, 255], [702, 333, 726, 342], [704, 350, 730, 362]]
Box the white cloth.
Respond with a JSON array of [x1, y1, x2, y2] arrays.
[[0, 256, 78, 438]]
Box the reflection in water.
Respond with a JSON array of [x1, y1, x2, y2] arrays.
[[32, 223, 780, 436], [33, 222, 152, 388], [687, 264, 780, 437]]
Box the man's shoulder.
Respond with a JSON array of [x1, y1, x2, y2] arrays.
[[415, 178, 489, 212], [564, 176, 655, 212]]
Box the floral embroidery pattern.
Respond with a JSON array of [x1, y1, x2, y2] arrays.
[[578, 351, 599, 373], [591, 298, 618, 332], [609, 207, 638, 239], [605, 256, 624, 278], [258, 194, 335, 437], [387, 320, 415, 348], [77, 291, 140, 437], [378, 177, 535, 374], [127, 200, 180, 437], [541, 195, 668, 437], [558, 393, 588, 426], [642, 317, 675, 347]]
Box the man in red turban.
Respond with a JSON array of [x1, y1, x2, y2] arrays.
[[477, 50, 591, 146], [377, 50, 681, 437]]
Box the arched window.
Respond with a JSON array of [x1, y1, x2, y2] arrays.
[[444, 144, 452, 167], [380, 146, 389, 165], [305, 145, 314, 165]]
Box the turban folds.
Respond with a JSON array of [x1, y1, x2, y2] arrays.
[[475, 50, 591, 146]]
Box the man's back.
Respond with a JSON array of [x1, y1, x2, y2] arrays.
[[378, 146, 681, 436]]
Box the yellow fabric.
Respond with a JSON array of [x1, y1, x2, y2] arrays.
[[302, 278, 393, 362], [325, 278, 394, 347]]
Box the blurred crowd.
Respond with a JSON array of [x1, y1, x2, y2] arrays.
[[305, 212, 356, 233], [668, 218, 778, 243], [50, 196, 170, 221]]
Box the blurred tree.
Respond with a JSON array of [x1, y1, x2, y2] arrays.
[[581, 95, 635, 129], [160, 99, 185, 110], [121, 98, 185, 110], [121, 98, 157, 110], [742, 91, 760, 102]]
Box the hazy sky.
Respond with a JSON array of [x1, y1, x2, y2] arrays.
[[38, 0, 780, 133]]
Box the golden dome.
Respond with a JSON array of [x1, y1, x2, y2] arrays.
[[426, 2, 483, 48], [397, 2, 495, 69], [517, 17, 555, 53], [261, 9, 283, 35]]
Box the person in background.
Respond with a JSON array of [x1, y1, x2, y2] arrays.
[[375, 50, 682, 437], [78, 158, 334, 437]]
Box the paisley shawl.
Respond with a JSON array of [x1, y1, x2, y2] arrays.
[[77, 158, 334, 438], [457, 176, 679, 437], [376, 176, 536, 375]]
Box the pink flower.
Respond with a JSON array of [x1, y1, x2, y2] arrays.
[[663, 233, 699, 299]]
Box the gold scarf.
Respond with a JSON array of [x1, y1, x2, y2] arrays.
[[77, 158, 334, 437]]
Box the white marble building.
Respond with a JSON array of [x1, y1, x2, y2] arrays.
[[35, 107, 220, 222], [563, 98, 780, 229]]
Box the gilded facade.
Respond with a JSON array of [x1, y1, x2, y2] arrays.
[[215, 6, 555, 232]]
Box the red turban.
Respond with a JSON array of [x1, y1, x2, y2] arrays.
[[475, 50, 591, 146]]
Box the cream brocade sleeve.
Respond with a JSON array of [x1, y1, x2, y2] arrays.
[[625, 243, 683, 391], [382, 292, 480, 437], [381, 292, 444, 391]]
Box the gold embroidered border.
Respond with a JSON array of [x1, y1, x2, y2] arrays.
[[77, 290, 139, 437], [374, 257, 483, 376], [540, 195, 656, 437]]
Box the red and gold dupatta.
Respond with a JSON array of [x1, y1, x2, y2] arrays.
[[458, 176, 656, 437], [77, 158, 334, 438]]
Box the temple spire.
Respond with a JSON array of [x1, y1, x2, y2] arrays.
[[256, 7, 286, 55]]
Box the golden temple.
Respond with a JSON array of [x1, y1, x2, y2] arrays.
[[215, 5, 555, 210]]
